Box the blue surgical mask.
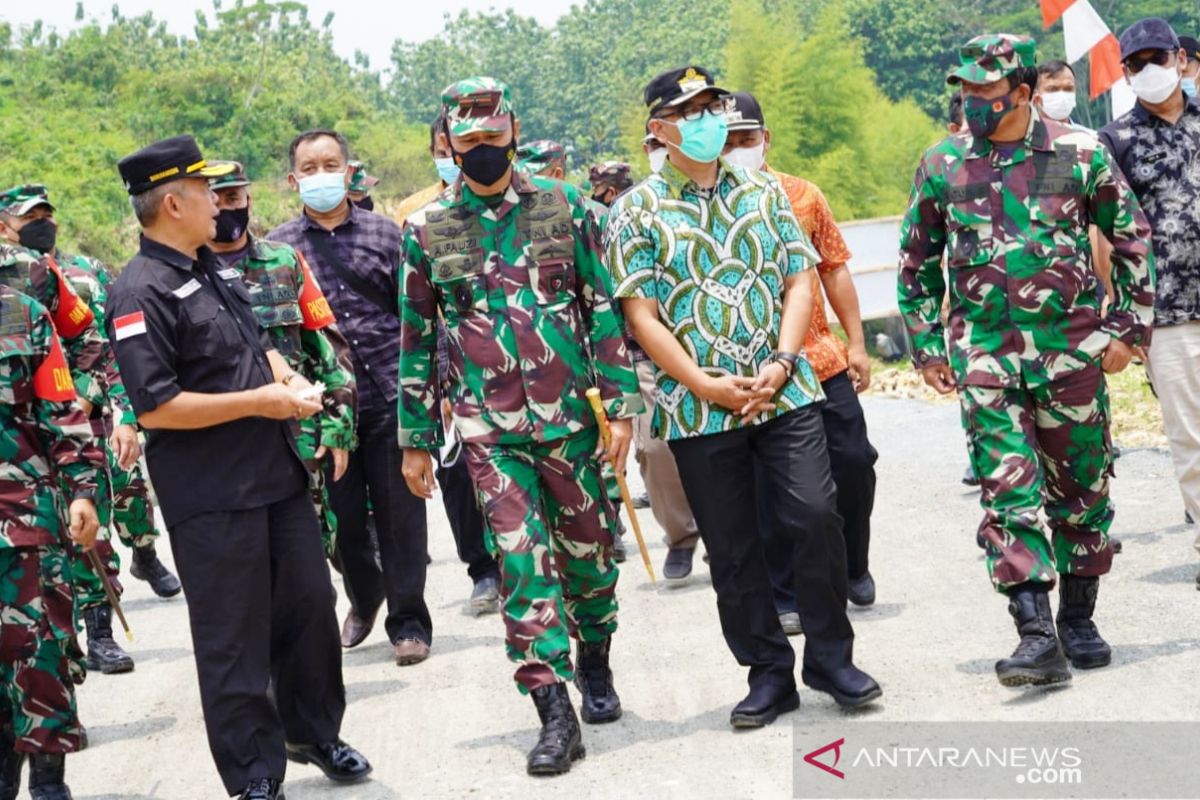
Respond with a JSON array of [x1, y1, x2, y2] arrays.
[[1184, 76, 1198, 98], [435, 156, 461, 185], [297, 170, 347, 213], [664, 112, 728, 164]]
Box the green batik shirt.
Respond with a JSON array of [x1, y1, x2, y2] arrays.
[[898, 110, 1156, 388], [0, 286, 102, 548], [58, 252, 136, 426], [604, 158, 824, 441], [223, 237, 357, 451], [398, 168, 642, 449]]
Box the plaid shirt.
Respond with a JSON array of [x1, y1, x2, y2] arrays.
[[270, 204, 403, 417]]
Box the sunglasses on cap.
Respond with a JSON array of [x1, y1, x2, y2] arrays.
[[452, 91, 504, 118], [1125, 49, 1176, 74]]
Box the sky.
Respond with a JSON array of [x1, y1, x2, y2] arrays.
[[0, 0, 574, 73]]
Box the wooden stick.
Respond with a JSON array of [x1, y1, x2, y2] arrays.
[[585, 388, 657, 584], [87, 548, 133, 642]]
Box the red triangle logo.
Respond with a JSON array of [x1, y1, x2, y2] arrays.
[[803, 737, 845, 780]]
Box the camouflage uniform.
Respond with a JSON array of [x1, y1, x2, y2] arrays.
[[0, 284, 103, 755], [898, 35, 1156, 593], [398, 78, 641, 694], [515, 139, 566, 176]]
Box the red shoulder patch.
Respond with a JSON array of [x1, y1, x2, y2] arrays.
[[33, 331, 76, 402], [297, 251, 335, 330], [45, 255, 94, 338]]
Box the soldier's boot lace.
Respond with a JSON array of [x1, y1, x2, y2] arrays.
[[1056, 574, 1112, 669], [0, 723, 24, 800], [28, 753, 71, 800], [84, 605, 135, 675], [574, 637, 622, 724], [526, 683, 585, 776], [995, 584, 1072, 687], [130, 545, 182, 598]]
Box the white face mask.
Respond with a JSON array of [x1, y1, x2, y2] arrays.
[[1129, 63, 1181, 104], [723, 143, 765, 171], [1039, 90, 1077, 122], [648, 147, 668, 173]]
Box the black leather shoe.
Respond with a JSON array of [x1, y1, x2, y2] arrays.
[[0, 723, 24, 800], [528, 683, 585, 776], [83, 605, 134, 674], [27, 754, 71, 800], [847, 571, 876, 607], [574, 638, 622, 723], [238, 778, 284, 799], [285, 740, 372, 784], [662, 547, 694, 582], [995, 584, 1072, 687], [802, 639, 883, 708], [130, 545, 182, 598], [729, 683, 800, 728]]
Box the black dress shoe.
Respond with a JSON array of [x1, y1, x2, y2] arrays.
[[662, 547, 694, 582], [730, 682, 800, 728], [238, 778, 284, 799], [286, 740, 372, 784], [847, 571, 876, 606], [802, 639, 883, 708]]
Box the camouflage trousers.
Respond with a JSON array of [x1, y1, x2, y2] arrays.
[[961, 364, 1115, 592], [70, 446, 126, 611], [0, 546, 85, 753], [297, 423, 337, 559], [463, 426, 620, 694]]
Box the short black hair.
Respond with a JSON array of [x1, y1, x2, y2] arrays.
[[1037, 60, 1075, 81], [1006, 66, 1039, 93], [429, 111, 446, 150], [947, 93, 964, 126], [288, 129, 350, 171]]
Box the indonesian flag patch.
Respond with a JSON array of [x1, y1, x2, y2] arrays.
[[113, 311, 147, 341]]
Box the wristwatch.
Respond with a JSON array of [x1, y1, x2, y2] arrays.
[[769, 350, 800, 378]]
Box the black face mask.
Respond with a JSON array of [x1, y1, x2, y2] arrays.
[[353, 195, 375, 212], [451, 139, 516, 186], [591, 191, 613, 208], [213, 206, 250, 244], [17, 218, 57, 254]]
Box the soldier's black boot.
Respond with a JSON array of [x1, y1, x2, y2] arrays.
[[526, 683, 585, 776], [574, 638, 622, 724], [130, 544, 182, 598], [84, 605, 134, 674], [0, 723, 25, 800], [27, 753, 71, 800], [1056, 574, 1112, 669], [995, 584, 1072, 687]]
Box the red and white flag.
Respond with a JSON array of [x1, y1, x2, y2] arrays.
[[113, 310, 147, 341], [1040, 0, 1132, 114]]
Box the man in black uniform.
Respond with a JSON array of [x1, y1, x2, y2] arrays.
[[105, 136, 371, 800]]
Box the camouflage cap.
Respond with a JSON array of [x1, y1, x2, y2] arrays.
[[947, 34, 1037, 86], [0, 184, 55, 216], [515, 140, 565, 172], [348, 160, 380, 193], [441, 77, 514, 136], [588, 161, 632, 190], [207, 160, 251, 190]]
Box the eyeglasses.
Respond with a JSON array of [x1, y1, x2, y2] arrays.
[[1125, 50, 1175, 74], [658, 96, 732, 122]]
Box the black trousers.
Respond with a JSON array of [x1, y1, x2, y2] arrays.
[[764, 371, 878, 613], [329, 408, 432, 644], [670, 405, 854, 690], [436, 456, 499, 582], [169, 490, 345, 795]]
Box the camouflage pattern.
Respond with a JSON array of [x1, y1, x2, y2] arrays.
[[588, 161, 632, 191], [397, 168, 641, 449], [0, 184, 55, 217], [0, 546, 85, 753], [207, 160, 250, 191], [0, 243, 105, 407], [515, 140, 565, 174], [224, 237, 357, 556], [898, 111, 1156, 388], [441, 76, 514, 136], [947, 33, 1037, 85], [966, 365, 1115, 591], [348, 160, 379, 194], [462, 427, 619, 693]]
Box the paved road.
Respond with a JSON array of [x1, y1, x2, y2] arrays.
[[67, 397, 1200, 799]]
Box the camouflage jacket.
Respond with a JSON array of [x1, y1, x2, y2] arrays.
[[0, 285, 103, 548], [898, 111, 1156, 388], [223, 236, 357, 451], [398, 168, 642, 448], [0, 243, 105, 405], [58, 251, 136, 426]]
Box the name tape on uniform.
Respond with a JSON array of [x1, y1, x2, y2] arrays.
[[173, 279, 202, 299], [217, 268, 241, 280], [114, 311, 147, 340]]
